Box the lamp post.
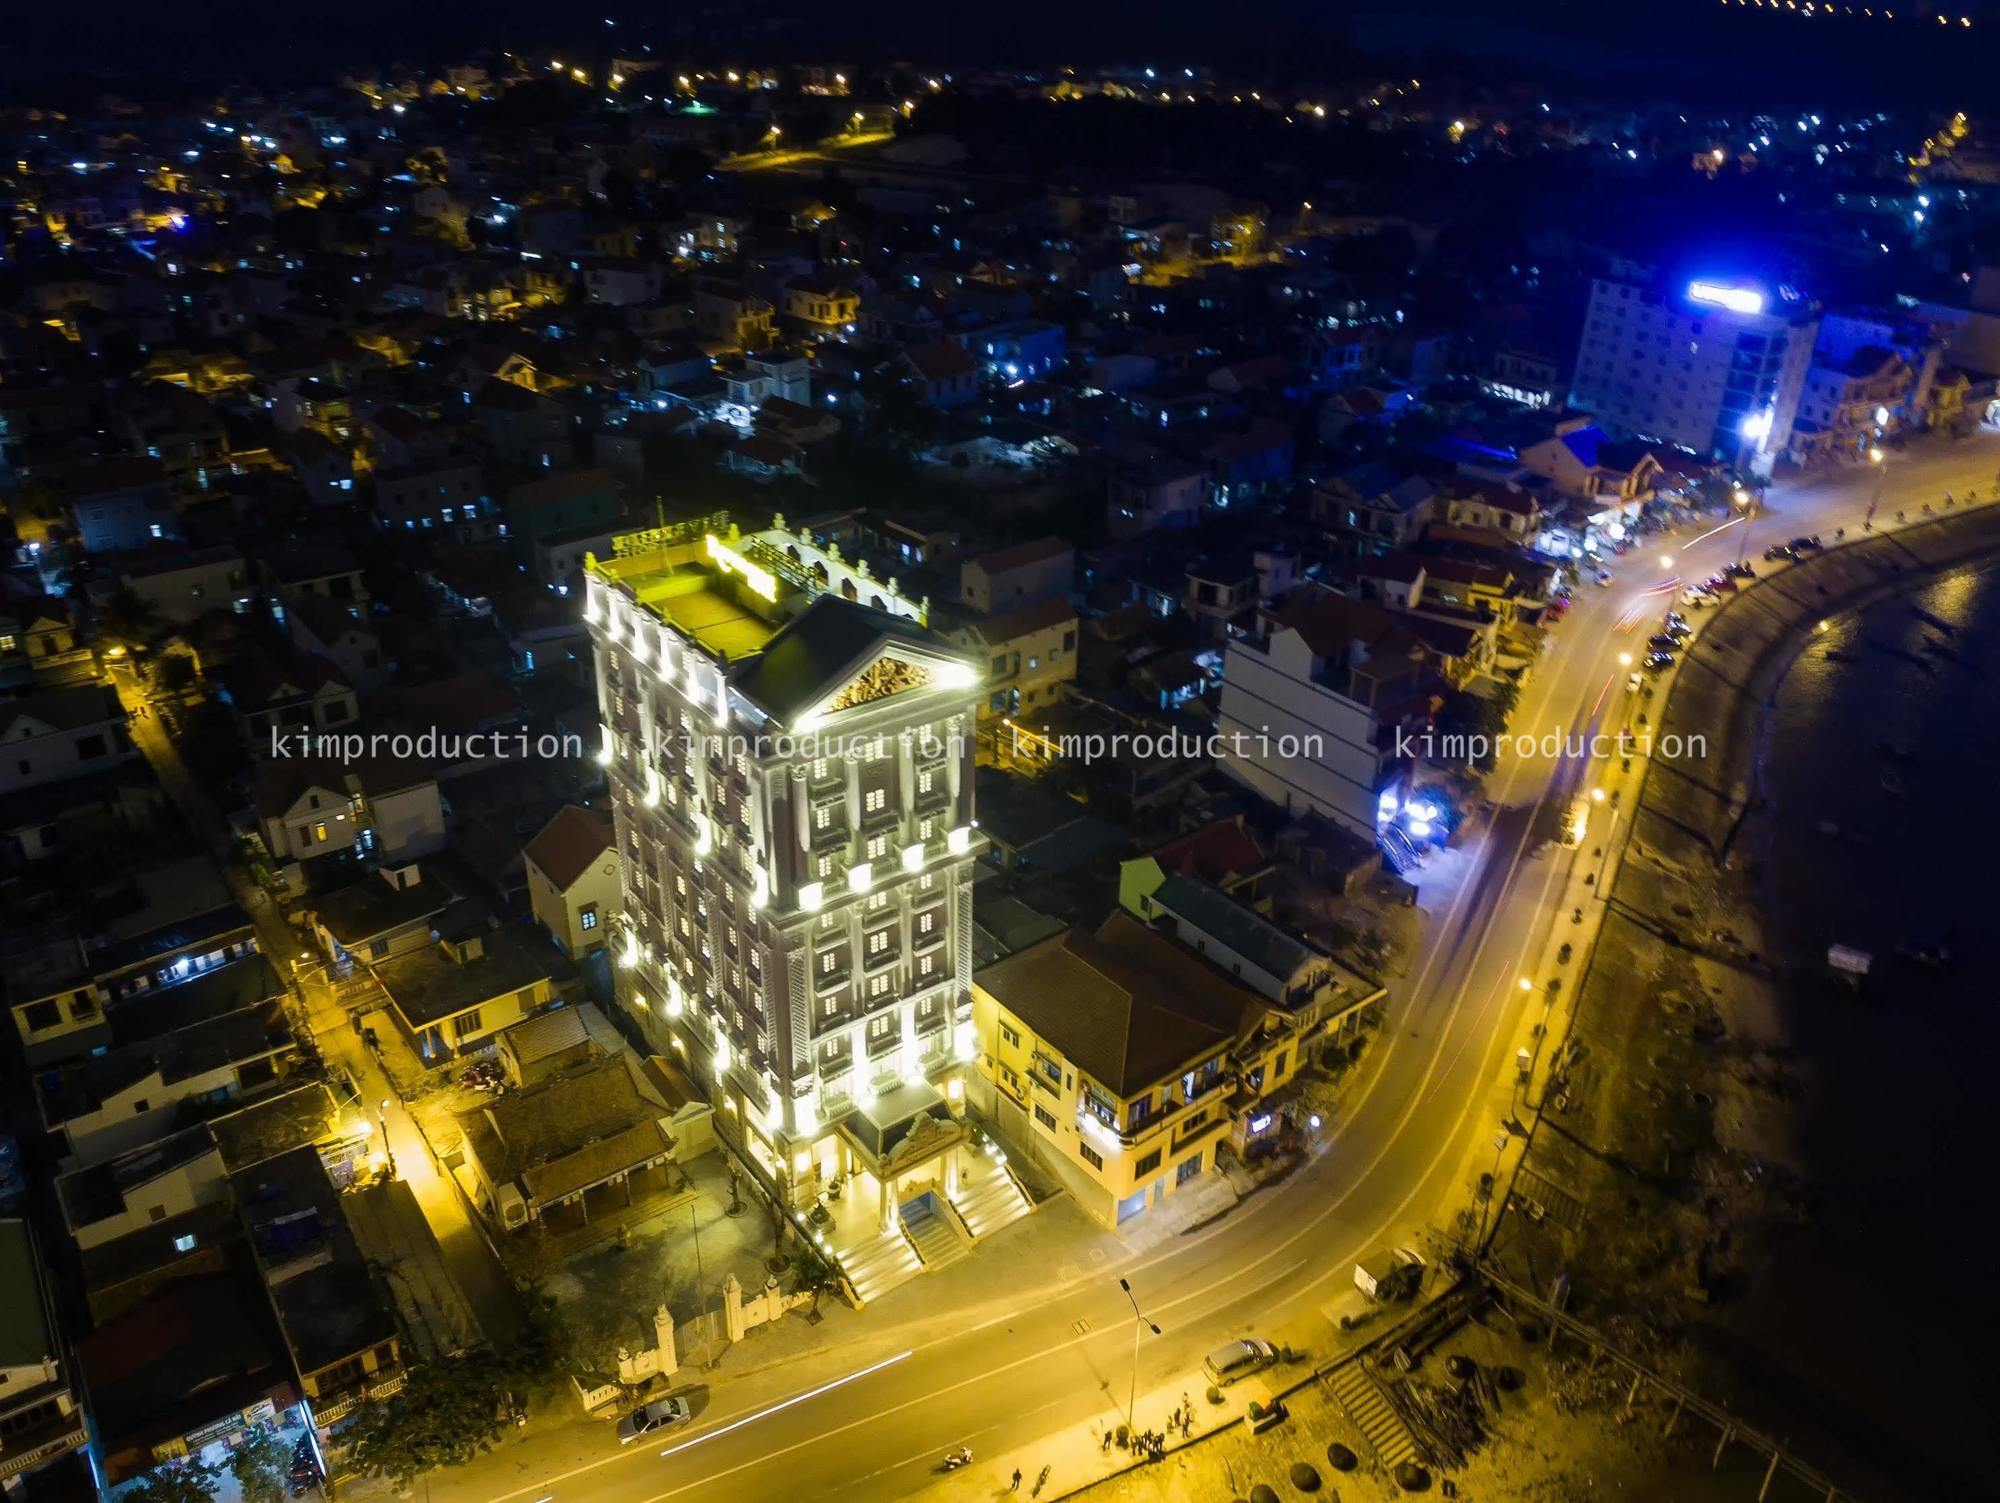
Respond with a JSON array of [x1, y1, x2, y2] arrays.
[[1117, 1278, 1162, 1445], [1866, 445, 1886, 531]]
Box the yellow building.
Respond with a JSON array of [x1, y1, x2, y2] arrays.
[[972, 912, 1288, 1227], [949, 598, 1078, 747]]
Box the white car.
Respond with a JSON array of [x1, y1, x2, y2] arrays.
[[616, 1397, 691, 1444], [1202, 1338, 1279, 1387]]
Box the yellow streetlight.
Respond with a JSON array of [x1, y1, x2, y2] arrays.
[[1661, 552, 1675, 567], [1618, 652, 1633, 666], [1590, 787, 1607, 803], [1869, 445, 1884, 463], [1518, 977, 1534, 992]]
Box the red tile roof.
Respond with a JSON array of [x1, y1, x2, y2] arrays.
[[522, 804, 615, 892], [1148, 818, 1268, 886]]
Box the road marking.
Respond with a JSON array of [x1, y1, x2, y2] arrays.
[[655, 1350, 912, 1460], [485, 1354, 912, 1502]]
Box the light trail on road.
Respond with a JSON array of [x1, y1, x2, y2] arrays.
[[656, 1352, 913, 1460]]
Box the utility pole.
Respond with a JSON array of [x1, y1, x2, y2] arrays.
[[1117, 1278, 1161, 1445]]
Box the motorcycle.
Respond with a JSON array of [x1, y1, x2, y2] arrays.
[[939, 1446, 973, 1471]]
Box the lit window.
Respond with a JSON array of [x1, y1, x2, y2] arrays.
[[580, 907, 599, 931], [864, 787, 887, 813]]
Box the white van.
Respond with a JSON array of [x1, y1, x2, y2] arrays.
[[1201, 1338, 1277, 1387]]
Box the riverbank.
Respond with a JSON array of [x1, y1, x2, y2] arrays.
[[1490, 503, 2000, 1502]]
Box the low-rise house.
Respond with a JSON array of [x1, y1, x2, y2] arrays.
[[579, 256, 664, 307], [1107, 454, 1207, 539], [756, 396, 840, 447], [286, 592, 389, 695], [372, 915, 561, 1062], [308, 863, 455, 970], [72, 1265, 297, 1488], [113, 546, 250, 624], [0, 685, 135, 796], [372, 457, 493, 537], [723, 434, 805, 482], [57, 1124, 231, 1251], [219, 651, 359, 752], [258, 541, 369, 615], [960, 537, 1073, 615], [506, 468, 623, 545], [1117, 818, 1274, 913], [6, 865, 260, 1065], [1311, 463, 1437, 550], [692, 278, 775, 349], [782, 277, 860, 337], [0, 598, 90, 684], [36, 956, 296, 1171], [65, 456, 177, 553], [902, 342, 980, 408], [453, 1050, 674, 1229], [284, 429, 356, 508], [973, 913, 1247, 1227], [253, 757, 446, 893], [0, 1220, 90, 1489], [1441, 483, 1541, 542], [522, 805, 619, 961], [973, 320, 1065, 380], [231, 1147, 403, 1425], [950, 598, 1078, 727]]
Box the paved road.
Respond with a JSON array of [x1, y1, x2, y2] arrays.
[[380, 432, 2000, 1503]]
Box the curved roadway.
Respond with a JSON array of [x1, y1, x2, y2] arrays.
[[422, 431, 2000, 1503]]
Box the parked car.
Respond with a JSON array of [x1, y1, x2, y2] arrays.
[[1790, 534, 1823, 552], [1705, 574, 1738, 593], [1643, 650, 1676, 672], [1664, 610, 1690, 631], [1647, 633, 1683, 652], [1203, 1338, 1279, 1386], [1763, 544, 1795, 562], [1723, 561, 1756, 580], [617, 1397, 692, 1444]]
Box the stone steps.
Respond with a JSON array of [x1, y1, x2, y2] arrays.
[[899, 1199, 968, 1270], [1328, 1359, 1419, 1470], [839, 1225, 923, 1305], [950, 1164, 1033, 1239]]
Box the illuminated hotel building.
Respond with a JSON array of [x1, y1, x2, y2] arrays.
[[583, 515, 985, 1216], [1567, 270, 1819, 472]]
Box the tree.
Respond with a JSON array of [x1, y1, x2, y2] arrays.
[[95, 584, 165, 650], [120, 1459, 222, 1503], [342, 1354, 510, 1486], [229, 1429, 291, 1503], [789, 1239, 841, 1317]]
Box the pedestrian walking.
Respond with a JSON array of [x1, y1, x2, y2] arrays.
[[1010, 1467, 1022, 1491]]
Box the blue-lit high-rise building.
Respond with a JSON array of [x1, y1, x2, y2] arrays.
[[1568, 269, 1819, 473]]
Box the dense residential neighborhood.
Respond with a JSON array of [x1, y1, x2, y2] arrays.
[[2, 11, 1998, 1503]]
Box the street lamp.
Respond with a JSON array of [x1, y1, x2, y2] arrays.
[[1660, 552, 1675, 569], [1618, 652, 1632, 667], [1117, 1278, 1162, 1444]]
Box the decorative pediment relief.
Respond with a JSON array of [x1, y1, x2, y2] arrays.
[[826, 655, 933, 713]]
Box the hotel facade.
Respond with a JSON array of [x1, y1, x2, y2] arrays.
[[585, 514, 998, 1252]]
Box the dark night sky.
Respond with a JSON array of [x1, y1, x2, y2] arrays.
[[2, 0, 1995, 113]]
